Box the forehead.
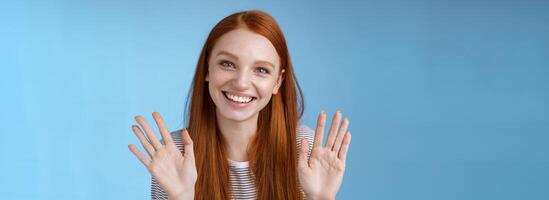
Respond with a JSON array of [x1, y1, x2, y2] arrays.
[[210, 28, 280, 67]]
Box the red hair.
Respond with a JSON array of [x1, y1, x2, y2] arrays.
[[185, 10, 305, 199]]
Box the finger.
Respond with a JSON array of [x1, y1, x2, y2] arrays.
[[338, 132, 352, 163], [312, 111, 326, 149], [152, 112, 174, 146], [298, 137, 310, 168], [311, 111, 326, 159], [181, 129, 195, 159], [135, 115, 163, 150], [332, 117, 349, 152], [128, 144, 151, 167], [131, 125, 156, 157], [311, 111, 326, 153], [325, 111, 342, 150]]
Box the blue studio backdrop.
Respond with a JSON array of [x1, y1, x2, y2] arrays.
[[1, 0, 548, 199]]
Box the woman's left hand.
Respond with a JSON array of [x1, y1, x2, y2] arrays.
[[298, 111, 352, 200]]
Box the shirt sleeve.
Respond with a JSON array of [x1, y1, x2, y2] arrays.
[[151, 177, 168, 200]]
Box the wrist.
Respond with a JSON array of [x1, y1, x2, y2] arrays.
[[167, 187, 195, 200], [168, 193, 194, 200]]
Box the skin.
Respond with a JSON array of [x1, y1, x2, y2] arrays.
[[128, 113, 196, 200], [205, 28, 284, 162], [128, 28, 352, 200], [298, 111, 352, 200]]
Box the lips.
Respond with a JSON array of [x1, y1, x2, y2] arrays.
[[222, 91, 257, 104]]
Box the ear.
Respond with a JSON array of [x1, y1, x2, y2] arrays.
[[272, 69, 285, 95]]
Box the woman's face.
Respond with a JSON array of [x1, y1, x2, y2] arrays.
[[206, 28, 284, 123]]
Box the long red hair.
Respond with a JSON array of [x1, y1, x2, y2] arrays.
[[184, 10, 305, 199]]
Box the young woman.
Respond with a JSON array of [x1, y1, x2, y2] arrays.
[[128, 10, 352, 200]]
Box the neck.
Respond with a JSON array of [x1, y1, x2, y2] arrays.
[[216, 111, 259, 162]]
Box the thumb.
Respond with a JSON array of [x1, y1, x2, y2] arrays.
[[298, 137, 309, 168], [181, 129, 195, 159]]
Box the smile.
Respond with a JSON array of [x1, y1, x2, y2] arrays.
[[222, 91, 257, 104]]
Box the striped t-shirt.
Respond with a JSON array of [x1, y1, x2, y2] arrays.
[[151, 125, 315, 200]]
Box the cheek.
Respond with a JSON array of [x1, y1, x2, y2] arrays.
[[207, 81, 217, 98], [255, 79, 278, 97], [209, 70, 229, 87]]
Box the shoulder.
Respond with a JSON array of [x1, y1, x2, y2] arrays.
[[167, 126, 314, 149], [168, 125, 315, 139], [169, 129, 183, 140], [158, 130, 184, 151], [296, 124, 315, 143], [296, 124, 315, 157]]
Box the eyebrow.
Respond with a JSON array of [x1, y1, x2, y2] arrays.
[[216, 50, 275, 69]]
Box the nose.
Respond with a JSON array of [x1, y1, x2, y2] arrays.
[[233, 70, 252, 90]]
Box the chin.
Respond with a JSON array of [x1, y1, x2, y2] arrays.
[[218, 108, 258, 122]]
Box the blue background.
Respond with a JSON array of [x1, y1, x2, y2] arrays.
[[1, 0, 548, 199]]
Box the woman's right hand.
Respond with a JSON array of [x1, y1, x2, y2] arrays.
[[128, 112, 197, 200]]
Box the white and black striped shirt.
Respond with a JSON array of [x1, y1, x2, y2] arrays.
[[151, 125, 315, 200]]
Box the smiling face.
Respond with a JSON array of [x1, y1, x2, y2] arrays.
[[206, 28, 285, 123]]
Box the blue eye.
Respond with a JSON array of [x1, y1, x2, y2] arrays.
[[257, 67, 270, 74], [219, 60, 235, 68]]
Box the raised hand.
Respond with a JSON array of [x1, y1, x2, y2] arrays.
[[128, 112, 197, 200], [298, 111, 352, 200]]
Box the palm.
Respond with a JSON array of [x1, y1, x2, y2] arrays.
[[148, 139, 197, 196], [299, 147, 345, 199], [128, 112, 197, 199], [298, 111, 352, 200]]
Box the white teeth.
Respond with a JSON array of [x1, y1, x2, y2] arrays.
[[226, 92, 253, 103]]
